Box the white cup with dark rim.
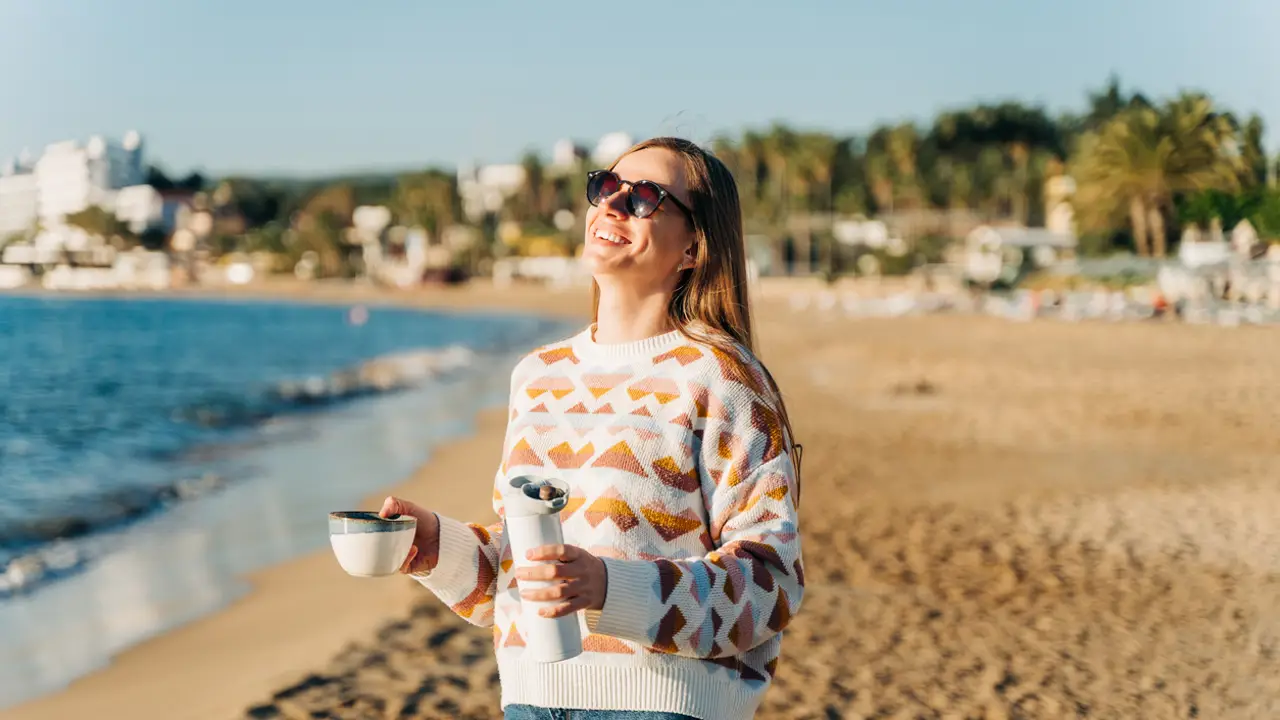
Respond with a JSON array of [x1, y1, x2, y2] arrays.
[[328, 511, 416, 577]]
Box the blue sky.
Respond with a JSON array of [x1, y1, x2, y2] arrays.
[[1, 0, 1276, 176]]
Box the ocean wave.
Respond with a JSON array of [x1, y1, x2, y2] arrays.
[[172, 345, 477, 429], [0, 344, 478, 599], [0, 472, 224, 598]]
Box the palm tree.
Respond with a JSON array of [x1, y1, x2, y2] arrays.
[[925, 103, 1064, 222], [393, 171, 458, 237], [1240, 114, 1268, 188], [1072, 96, 1240, 257], [738, 130, 766, 219], [760, 124, 798, 223], [974, 146, 1007, 217], [792, 133, 836, 212], [885, 124, 922, 210], [828, 137, 867, 215], [789, 133, 837, 272], [518, 152, 548, 223], [862, 135, 894, 214]]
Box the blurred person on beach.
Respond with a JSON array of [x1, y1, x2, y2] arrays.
[[381, 137, 803, 720]]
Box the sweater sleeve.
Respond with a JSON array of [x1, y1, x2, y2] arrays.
[[410, 484, 505, 627], [411, 358, 532, 627], [587, 375, 804, 658]]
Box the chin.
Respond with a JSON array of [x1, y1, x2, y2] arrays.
[[580, 262, 617, 284], [579, 251, 603, 272], [580, 246, 623, 275]]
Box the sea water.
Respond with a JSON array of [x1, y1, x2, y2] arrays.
[[0, 294, 577, 709]]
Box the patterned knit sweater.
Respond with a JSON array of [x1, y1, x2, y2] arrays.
[[415, 326, 803, 720]]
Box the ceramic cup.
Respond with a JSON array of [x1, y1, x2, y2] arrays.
[[328, 511, 416, 577]]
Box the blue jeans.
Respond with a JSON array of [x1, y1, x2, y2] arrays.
[[504, 705, 697, 720]]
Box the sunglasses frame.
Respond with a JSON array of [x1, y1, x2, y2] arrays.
[[586, 170, 693, 220]]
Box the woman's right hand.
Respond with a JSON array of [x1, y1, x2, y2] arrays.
[[379, 496, 440, 575]]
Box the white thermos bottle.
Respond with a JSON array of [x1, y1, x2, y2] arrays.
[[503, 475, 584, 662]]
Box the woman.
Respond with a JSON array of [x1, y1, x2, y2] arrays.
[[381, 137, 803, 720]]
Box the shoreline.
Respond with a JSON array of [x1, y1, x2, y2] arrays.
[[10, 278, 1280, 717], [3, 280, 592, 719], [5, 407, 513, 720], [0, 278, 591, 319]]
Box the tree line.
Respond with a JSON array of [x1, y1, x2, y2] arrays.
[[156, 77, 1280, 277]]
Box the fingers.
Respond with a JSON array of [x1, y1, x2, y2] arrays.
[[525, 544, 580, 562], [537, 598, 591, 618], [519, 579, 581, 602], [511, 545, 600, 616], [398, 544, 419, 574], [514, 562, 574, 582], [379, 496, 403, 519], [381, 496, 428, 523]]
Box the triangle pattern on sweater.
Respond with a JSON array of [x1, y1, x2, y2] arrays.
[[590, 440, 647, 477], [463, 330, 801, 712], [653, 345, 704, 366], [582, 372, 631, 399], [583, 486, 639, 531], [537, 346, 579, 366], [547, 440, 593, 469]]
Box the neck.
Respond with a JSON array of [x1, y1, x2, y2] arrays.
[[593, 280, 675, 344]]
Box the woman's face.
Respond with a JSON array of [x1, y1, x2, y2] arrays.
[[582, 147, 696, 289]]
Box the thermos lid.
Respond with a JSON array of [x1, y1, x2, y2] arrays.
[[503, 475, 570, 518]]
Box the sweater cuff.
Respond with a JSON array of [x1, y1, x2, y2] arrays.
[[412, 514, 481, 594], [587, 557, 658, 642]]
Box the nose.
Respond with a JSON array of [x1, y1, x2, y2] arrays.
[[600, 182, 631, 219]]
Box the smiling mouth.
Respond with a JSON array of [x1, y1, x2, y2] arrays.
[[593, 228, 630, 246]]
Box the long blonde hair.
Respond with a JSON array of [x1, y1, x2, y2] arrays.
[[591, 137, 803, 500]]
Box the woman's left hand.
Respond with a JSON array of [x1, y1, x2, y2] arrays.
[[515, 544, 607, 617]]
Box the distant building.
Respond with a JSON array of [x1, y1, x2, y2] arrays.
[[114, 184, 191, 234], [0, 170, 38, 239], [1231, 219, 1260, 257], [1044, 175, 1077, 236], [964, 224, 1077, 284], [114, 185, 164, 233], [833, 218, 892, 249], [34, 131, 145, 228], [457, 163, 527, 222], [0, 130, 159, 274], [1177, 234, 1230, 269], [549, 139, 588, 175], [592, 132, 633, 167]]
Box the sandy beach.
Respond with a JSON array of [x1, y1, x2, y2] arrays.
[[8, 279, 1280, 719]]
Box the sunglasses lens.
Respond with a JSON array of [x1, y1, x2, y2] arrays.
[[629, 182, 662, 218], [587, 172, 619, 206]]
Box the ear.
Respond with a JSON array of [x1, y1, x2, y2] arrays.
[[681, 243, 697, 268]]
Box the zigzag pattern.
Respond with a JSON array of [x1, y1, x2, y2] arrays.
[[418, 327, 803, 711], [640, 501, 703, 542]]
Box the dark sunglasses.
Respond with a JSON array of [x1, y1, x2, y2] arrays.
[[586, 170, 692, 220]]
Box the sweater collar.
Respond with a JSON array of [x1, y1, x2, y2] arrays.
[[573, 324, 687, 362]]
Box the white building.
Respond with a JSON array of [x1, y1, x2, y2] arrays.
[[457, 163, 527, 222], [549, 139, 587, 175], [592, 132, 633, 166], [0, 170, 38, 239], [833, 218, 892, 249], [1044, 175, 1077, 236], [34, 131, 144, 228], [113, 184, 189, 234], [964, 225, 1077, 285], [1231, 219, 1260, 257], [113, 184, 163, 233]]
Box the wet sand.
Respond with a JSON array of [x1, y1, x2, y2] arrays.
[[9, 280, 1280, 719]]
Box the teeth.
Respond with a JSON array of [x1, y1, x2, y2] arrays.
[[594, 229, 626, 245]]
